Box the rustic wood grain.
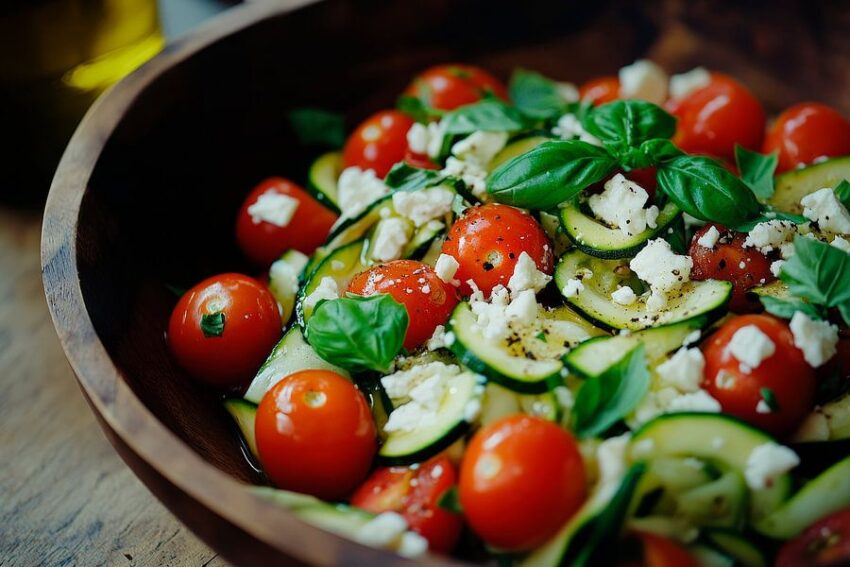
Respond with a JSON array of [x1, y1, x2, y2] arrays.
[[0, 208, 228, 567]]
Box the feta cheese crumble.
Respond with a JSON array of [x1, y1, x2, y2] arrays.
[[470, 284, 540, 341], [833, 235, 850, 252], [507, 251, 552, 295], [669, 67, 712, 100], [406, 121, 446, 159], [657, 348, 705, 393], [629, 239, 693, 310], [727, 325, 776, 371], [801, 187, 850, 234], [382, 362, 461, 433], [451, 131, 509, 166], [745, 443, 799, 490], [302, 277, 339, 312], [371, 218, 410, 262], [247, 190, 299, 226], [697, 225, 721, 249], [392, 186, 454, 226], [435, 254, 460, 286], [611, 286, 637, 306], [561, 278, 584, 298], [442, 157, 488, 198], [744, 220, 798, 254], [619, 60, 668, 105], [426, 325, 448, 351], [588, 174, 660, 237], [552, 114, 601, 145], [337, 167, 391, 219], [789, 311, 839, 368], [667, 389, 722, 413]]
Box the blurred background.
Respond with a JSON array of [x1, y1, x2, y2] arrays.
[[0, 0, 236, 209]]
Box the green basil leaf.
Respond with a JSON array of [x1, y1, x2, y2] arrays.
[[759, 296, 825, 321], [437, 486, 463, 514], [306, 294, 409, 373], [657, 155, 761, 226], [732, 209, 808, 232], [735, 145, 778, 200], [385, 162, 446, 192], [441, 99, 528, 134], [663, 216, 688, 255], [834, 180, 850, 211], [397, 95, 440, 123], [288, 108, 346, 148], [487, 140, 617, 209], [508, 68, 567, 120], [573, 345, 650, 438], [581, 100, 676, 154], [780, 236, 850, 324], [760, 387, 781, 412], [200, 312, 225, 337]]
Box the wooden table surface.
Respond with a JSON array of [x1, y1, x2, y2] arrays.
[[0, 208, 229, 566]]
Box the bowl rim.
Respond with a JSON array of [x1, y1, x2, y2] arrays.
[[40, 2, 458, 565]]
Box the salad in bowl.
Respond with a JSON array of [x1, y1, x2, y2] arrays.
[[166, 60, 850, 566]]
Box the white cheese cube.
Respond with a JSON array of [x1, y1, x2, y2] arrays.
[[697, 225, 721, 249], [451, 131, 508, 166], [801, 187, 850, 234], [618, 60, 668, 105], [669, 67, 711, 100], [790, 311, 839, 368], [507, 251, 552, 294], [630, 238, 693, 293], [588, 174, 657, 237], [371, 217, 410, 262], [657, 348, 705, 393], [337, 167, 391, 219], [247, 190, 300, 227], [727, 324, 776, 371], [611, 286, 637, 306], [435, 253, 460, 285], [745, 443, 799, 490], [667, 389, 721, 413], [561, 278, 584, 298], [302, 277, 339, 312], [392, 186, 454, 227]]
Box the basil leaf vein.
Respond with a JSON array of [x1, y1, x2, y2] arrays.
[[582, 100, 676, 154], [306, 294, 409, 373]]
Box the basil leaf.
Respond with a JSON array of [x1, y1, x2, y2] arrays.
[[441, 99, 528, 134], [760, 296, 825, 321], [760, 387, 781, 412], [437, 486, 463, 514], [732, 209, 808, 232], [385, 163, 445, 192], [573, 345, 650, 438], [200, 312, 225, 337], [487, 140, 617, 209], [306, 294, 408, 373], [663, 216, 688, 255], [780, 236, 850, 324], [834, 180, 850, 210], [508, 69, 567, 120], [657, 155, 761, 226], [397, 95, 439, 123], [288, 108, 346, 148], [735, 145, 778, 200], [581, 100, 676, 154]]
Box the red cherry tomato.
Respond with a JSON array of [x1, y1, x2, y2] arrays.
[[776, 508, 850, 567], [579, 76, 621, 106], [346, 260, 459, 350], [459, 415, 586, 551], [634, 531, 700, 567], [255, 370, 376, 499], [404, 148, 440, 170], [627, 166, 658, 199], [442, 203, 553, 297], [763, 102, 850, 174], [405, 64, 508, 111], [688, 224, 775, 312], [236, 178, 338, 266], [702, 314, 816, 436], [668, 73, 766, 162], [168, 273, 281, 387], [351, 455, 463, 554], [343, 110, 413, 178]]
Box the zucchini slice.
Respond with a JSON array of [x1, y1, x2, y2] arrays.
[[254, 486, 374, 538], [479, 382, 561, 426], [488, 135, 549, 172], [629, 413, 793, 522], [295, 238, 367, 326], [559, 199, 681, 259], [268, 249, 310, 324], [324, 194, 395, 253], [379, 371, 482, 465], [554, 249, 732, 331], [565, 318, 704, 378], [700, 529, 767, 567], [769, 156, 850, 213], [748, 279, 792, 300], [402, 219, 445, 260], [447, 302, 604, 393], [754, 455, 850, 539], [223, 399, 258, 458], [306, 151, 343, 213], [244, 326, 349, 403]]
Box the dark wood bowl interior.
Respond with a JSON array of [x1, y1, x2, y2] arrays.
[[43, 0, 850, 564]]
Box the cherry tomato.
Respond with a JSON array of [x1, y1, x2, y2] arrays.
[[442, 203, 553, 297], [763, 102, 850, 174], [347, 260, 459, 350], [459, 415, 586, 551], [579, 76, 621, 106], [702, 314, 816, 436], [351, 455, 462, 554], [255, 370, 376, 499], [688, 224, 775, 312], [776, 508, 850, 567], [236, 178, 338, 266], [626, 166, 658, 199], [168, 273, 281, 387], [404, 148, 440, 170], [342, 110, 413, 178], [634, 531, 700, 567], [668, 73, 765, 162], [405, 64, 508, 111]]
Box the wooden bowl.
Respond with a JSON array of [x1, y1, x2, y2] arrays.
[[41, 0, 850, 564]]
